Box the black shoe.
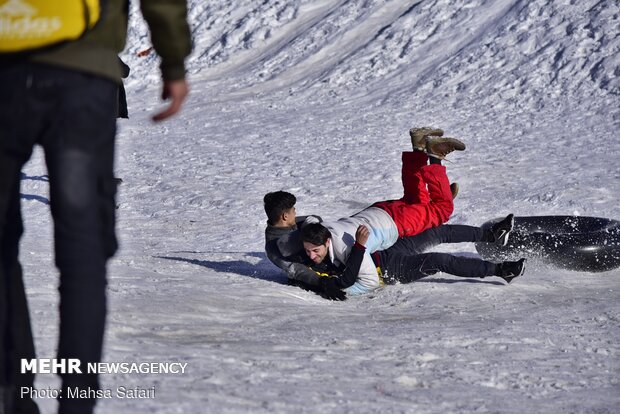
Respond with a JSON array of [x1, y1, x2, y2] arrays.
[[499, 258, 526, 283], [491, 213, 514, 246]]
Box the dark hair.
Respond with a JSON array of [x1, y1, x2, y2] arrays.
[[263, 191, 296, 224], [300, 223, 331, 246]]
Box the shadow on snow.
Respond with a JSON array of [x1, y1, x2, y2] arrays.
[[20, 173, 50, 204], [155, 251, 288, 285]]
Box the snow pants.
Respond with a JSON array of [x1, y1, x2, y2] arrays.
[[376, 224, 500, 283], [0, 63, 118, 414], [374, 151, 453, 238]]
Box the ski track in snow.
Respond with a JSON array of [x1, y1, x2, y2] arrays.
[[17, 0, 620, 413]]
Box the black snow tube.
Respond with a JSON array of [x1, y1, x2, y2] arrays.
[[475, 216, 620, 272]]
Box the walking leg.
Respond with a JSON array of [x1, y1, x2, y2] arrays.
[[0, 63, 40, 414], [38, 68, 117, 414], [0, 165, 40, 414]]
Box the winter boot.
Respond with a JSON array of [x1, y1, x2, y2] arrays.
[[491, 213, 515, 246], [498, 258, 526, 283], [426, 137, 466, 160], [410, 126, 444, 151], [450, 182, 459, 199]]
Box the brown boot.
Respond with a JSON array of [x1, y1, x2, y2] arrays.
[[409, 127, 444, 151], [450, 182, 459, 199], [426, 137, 466, 160]]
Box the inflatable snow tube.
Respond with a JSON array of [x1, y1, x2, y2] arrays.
[[475, 216, 620, 272]]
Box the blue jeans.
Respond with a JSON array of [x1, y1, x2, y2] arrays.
[[0, 62, 118, 414]]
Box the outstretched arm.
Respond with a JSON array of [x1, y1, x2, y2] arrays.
[[265, 240, 321, 286], [140, 0, 192, 121], [152, 79, 189, 121]]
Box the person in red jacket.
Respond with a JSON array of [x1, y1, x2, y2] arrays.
[[296, 128, 465, 294]]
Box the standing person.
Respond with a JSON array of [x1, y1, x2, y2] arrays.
[[0, 1, 191, 413]]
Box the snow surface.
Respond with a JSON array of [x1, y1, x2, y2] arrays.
[[18, 0, 620, 413]]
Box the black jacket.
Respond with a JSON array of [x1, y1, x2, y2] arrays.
[[264, 215, 367, 289], [264, 216, 323, 286], [305, 242, 367, 289]]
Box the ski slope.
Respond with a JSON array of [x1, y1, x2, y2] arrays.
[[18, 0, 619, 413]]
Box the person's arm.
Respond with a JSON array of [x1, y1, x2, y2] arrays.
[[152, 80, 188, 121], [335, 242, 366, 288], [265, 239, 321, 286], [140, 0, 192, 121], [315, 226, 368, 300], [289, 263, 322, 286], [335, 225, 369, 288]]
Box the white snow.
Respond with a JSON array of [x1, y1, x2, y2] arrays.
[[18, 0, 620, 413]]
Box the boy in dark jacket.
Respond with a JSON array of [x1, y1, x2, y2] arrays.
[[264, 191, 368, 300]]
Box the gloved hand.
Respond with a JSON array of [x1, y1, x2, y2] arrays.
[[319, 277, 346, 301]]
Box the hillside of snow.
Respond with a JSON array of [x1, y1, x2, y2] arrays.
[[18, 1, 619, 413]]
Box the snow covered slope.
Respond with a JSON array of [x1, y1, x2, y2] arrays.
[[20, 0, 619, 413], [126, 0, 618, 107]]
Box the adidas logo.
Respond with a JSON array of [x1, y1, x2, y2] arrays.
[[0, 0, 37, 17], [0, 0, 61, 39]]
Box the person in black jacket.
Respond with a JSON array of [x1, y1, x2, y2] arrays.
[[264, 191, 322, 286], [264, 191, 368, 300]]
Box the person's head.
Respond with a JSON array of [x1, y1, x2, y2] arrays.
[[300, 223, 332, 264], [263, 191, 297, 227]]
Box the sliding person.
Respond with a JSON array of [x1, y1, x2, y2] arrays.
[[264, 127, 463, 295], [301, 216, 526, 299]]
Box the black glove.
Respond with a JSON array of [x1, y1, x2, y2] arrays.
[[319, 277, 346, 301]]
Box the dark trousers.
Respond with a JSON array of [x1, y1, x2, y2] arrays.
[[378, 224, 499, 283], [0, 63, 118, 414]]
